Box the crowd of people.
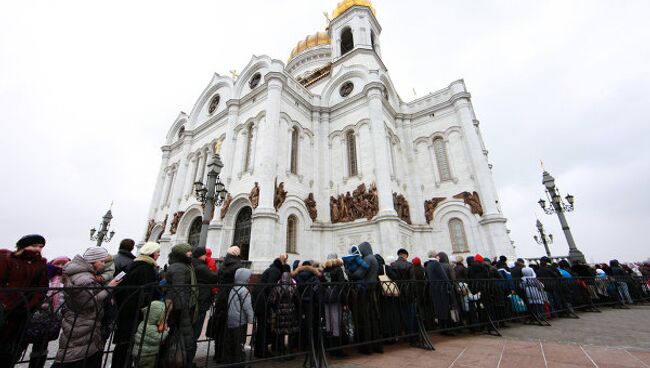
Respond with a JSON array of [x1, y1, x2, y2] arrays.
[[0, 234, 649, 368]]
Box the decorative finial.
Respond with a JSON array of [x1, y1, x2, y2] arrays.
[[540, 160, 545, 171], [109, 201, 114, 210], [229, 69, 239, 80]]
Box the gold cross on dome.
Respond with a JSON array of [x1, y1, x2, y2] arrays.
[[229, 70, 239, 80]]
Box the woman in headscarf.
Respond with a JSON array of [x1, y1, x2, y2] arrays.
[[521, 267, 547, 321], [268, 271, 300, 356]]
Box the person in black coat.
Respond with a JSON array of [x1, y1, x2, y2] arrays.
[[212, 246, 243, 363], [253, 254, 289, 358], [352, 242, 383, 354], [190, 247, 219, 344], [113, 242, 162, 368], [424, 251, 452, 333], [536, 256, 564, 315], [113, 239, 136, 276]]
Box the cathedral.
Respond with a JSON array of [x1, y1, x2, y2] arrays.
[[143, 0, 515, 269]]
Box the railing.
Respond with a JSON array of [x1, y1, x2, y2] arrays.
[[1, 275, 648, 367]]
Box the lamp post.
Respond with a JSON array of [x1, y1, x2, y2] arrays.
[[90, 206, 116, 247], [533, 219, 553, 258], [193, 152, 227, 249], [537, 170, 585, 263]]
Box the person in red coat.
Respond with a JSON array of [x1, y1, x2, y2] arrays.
[[0, 234, 49, 368]]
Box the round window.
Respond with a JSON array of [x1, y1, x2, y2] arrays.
[[208, 94, 220, 114], [339, 81, 354, 97], [249, 73, 261, 89]]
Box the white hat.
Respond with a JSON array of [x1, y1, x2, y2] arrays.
[[83, 247, 109, 262], [139, 242, 161, 256]]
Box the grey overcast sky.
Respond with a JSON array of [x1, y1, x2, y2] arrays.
[[1, 1, 648, 263]]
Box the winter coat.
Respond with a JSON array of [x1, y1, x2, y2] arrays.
[[55, 255, 111, 363], [166, 252, 197, 312], [292, 265, 321, 302], [522, 268, 546, 305], [0, 249, 48, 344], [114, 258, 160, 343], [425, 259, 450, 320], [322, 259, 346, 304], [227, 268, 254, 328], [268, 272, 300, 334], [132, 300, 168, 366], [113, 249, 135, 276], [253, 258, 289, 314], [191, 257, 219, 312], [454, 263, 468, 280], [358, 242, 379, 288]]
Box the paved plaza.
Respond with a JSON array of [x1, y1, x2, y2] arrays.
[[217, 305, 650, 368]]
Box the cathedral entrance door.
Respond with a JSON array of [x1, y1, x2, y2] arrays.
[[233, 207, 252, 260], [187, 216, 202, 247]]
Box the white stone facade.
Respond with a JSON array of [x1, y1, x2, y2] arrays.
[[143, 3, 515, 270]]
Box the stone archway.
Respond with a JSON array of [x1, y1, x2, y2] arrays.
[[233, 207, 252, 260]]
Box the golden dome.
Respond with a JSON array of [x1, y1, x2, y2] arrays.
[[332, 0, 376, 20], [288, 31, 331, 62]]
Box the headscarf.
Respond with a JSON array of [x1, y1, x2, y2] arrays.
[[522, 266, 536, 280]]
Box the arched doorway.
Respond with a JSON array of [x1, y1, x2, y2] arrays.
[[187, 216, 202, 247], [233, 207, 252, 260]]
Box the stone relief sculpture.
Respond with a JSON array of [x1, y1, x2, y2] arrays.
[[304, 193, 317, 221], [330, 183, 379, 223], [274, 181, 288, 210], [249, 182, 260, 209], [424, 197, 446, 223], [145, 219, 155, 240], [392, 192, 412, 224], [220, 193, 233, 219], [453, 191, 484, 216], [170, 211, 184, 235]]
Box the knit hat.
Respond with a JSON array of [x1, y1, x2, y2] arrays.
[[227, 246, 241, 256], [171, 243, 192, 256], [484, 257, 491, 263], [455, 255, 464, 264], [192, 247, 207, 258], [327, 253, 338, 260], [412, 257, 422, 267], [16, 234, 46, 249], [139, 242, 160, 256], [83, 247, 109, 262], [397, 248, 409, 257], [474, 253, 484, 263], [427, 250, 438, 260]]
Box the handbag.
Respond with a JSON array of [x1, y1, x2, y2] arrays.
[[24, 309, 62, 343], [509, 294, 527, 313], [379, 266, 400, 297]]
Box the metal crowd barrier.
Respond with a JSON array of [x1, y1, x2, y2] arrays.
[[0, 275, 648, 367]]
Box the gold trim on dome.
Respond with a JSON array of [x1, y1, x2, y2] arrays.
[[332, 0, 376, 20], [288, 31, 331, 62]]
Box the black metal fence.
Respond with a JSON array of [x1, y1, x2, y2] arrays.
[[1, 275, 648, 367]]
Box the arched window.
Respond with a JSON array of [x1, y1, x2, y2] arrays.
[[448, 218, 469, 253], [346, 130, 358, 177], [187, 216, 202, 247], [286, 215, 298, 253], [370, 31, 376, 50], [244, 125, 254, 172], [178, 126, 185, 139], [340, 27, 353, 55], [290, 127, 299, 174], [433, 137, 451, 181]]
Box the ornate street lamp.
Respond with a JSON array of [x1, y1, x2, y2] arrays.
[[533, 219, 553, 258], [193, 152, 227, 248], [90, 205, 116, 247], [537, 170, 585, 263]]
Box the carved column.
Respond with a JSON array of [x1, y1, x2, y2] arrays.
[[223, 102, 240, 183], [145, 146, 171, 240], [317, 111, 331, 222]]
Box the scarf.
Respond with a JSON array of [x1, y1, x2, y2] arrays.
[[134, 255, 157, 266]]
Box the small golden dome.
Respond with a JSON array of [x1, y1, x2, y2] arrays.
[[288, 31, 331, 62], [332, 0, 376, 20]]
